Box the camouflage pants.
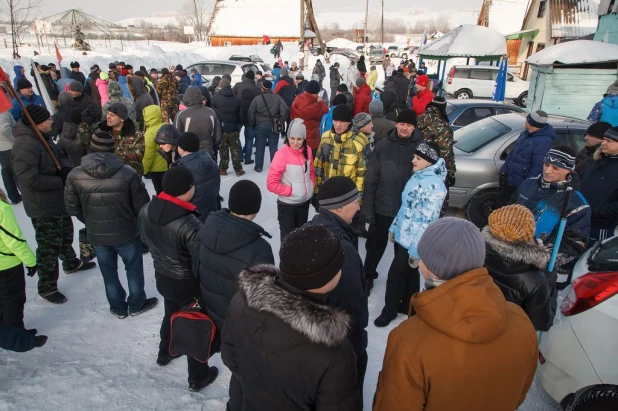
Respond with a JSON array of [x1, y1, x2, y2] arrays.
[[161, 102, 178, 125], [31, 214, 80, 297], [219, 131, 243, 172]]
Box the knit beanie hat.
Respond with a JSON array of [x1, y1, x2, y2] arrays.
[[109, 63, 116, 69], [527, 110, 548, 128], [229, 180, 262, 215], [16, 78, 32, 90], [414, 141, 440, 165], [369, 99, 383, 114], [175, 64, 183, 71], [58, 92, 73, 106], [587, 122, 612, 139], [396, 108, 417, 126], [355, 77, 366, 87], [332, 104, 353, 122], [416, 75, 429, 87], [317, 176, 359, 209], [219, 78, 231, 88], [332, 93, 348, 107], [281, 68, 289, 76], [417, 218, 486, 280], [279, 225, 345, 291], [178, 132, 200, 153], [262, 80, 273, 89], [163, 166, 194, 197], [23, 105, 50, 125], [353, 112, 372, 129], [69, 81, 83, 92], [306, 80, 320, 94], [154, 124, 180, 146], [488, 205, 536, 244], [287, 118, 306, 139], [108, 102, 128, 121], [604, 126, 618, 142], [89, 131, 115, 153], [69, 108, 82, 125], [99, 71, 109, 81], [245, 70, 255, 80], [544, 146, 576, 171]]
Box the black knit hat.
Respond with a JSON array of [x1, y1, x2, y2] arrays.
[[544, 146, 576, 171], [229, 180, 262, 215], [306, 80, 320, 94], [396, 109, 417, 125], [178, 132, 200, 153], [587, 122, 612, 139], [245, 70, 255, 80], [332, 104, 353, 122], [70, 61, 80, 68], [262, 80, 273, 89], [414, 141, 441, 165], [108, 102, 128, 121], [317, 176, 360, 209], [279, 225, 345, 291], [109, 63, 116, 69], [23, 105, 50, 125], [89, 131, 115, 153], [154, 124, 180, 145], [16, 78, 32, 90], [69, 108, 82, 125], [332, 94, 348, 106], [163, 166, 194, 197]]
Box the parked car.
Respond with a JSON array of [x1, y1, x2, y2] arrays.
[[450, 113, 589, 227], [445, 99, 526, 131], [228, 55, 272, 78], [185, 60, 259, 86], [387, 45, 413, 59], [368, 48, 385, 64], [310, 46, 335, 56], [444, 65, 530, 107], [329, 48, 359, 64], [538, 237, 618, 410]]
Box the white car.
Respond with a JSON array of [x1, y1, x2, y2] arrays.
[[444, 65, 529, 107], [185, 60, 259, 87], [537, 236, 618, 410]]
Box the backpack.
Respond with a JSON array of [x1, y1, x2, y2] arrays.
[[169, 299, 217, 363]]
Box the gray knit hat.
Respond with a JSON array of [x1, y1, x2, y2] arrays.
[[90, 131, 115, 153], [353, 112, 372, 129], [369, 99, 383, 114], [417, 218, 485, 280], [287, 118, 307, 139]]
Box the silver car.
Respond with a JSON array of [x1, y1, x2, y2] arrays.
[[185, 60, 259, 87], [450, 113, 590, 227]]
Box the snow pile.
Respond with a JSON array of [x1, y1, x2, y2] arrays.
[[209, 0, 300, 38], [314, 9, 478, 30], [327, 38, 360, 49], [421, 24, 507, 60], [116, 15, 182, 28], [526, 40, 618, 66]]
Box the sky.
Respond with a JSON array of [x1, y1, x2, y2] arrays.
[[36, 0, 484, 23]]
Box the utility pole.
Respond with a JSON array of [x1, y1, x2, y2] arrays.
[[364, 0, 369, 51], [381, 0, 384, 45], [300, 0, 305, 70]]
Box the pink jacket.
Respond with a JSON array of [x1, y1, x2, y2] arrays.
[[267, 144, 315, 204], [96, 79, 109, 106]]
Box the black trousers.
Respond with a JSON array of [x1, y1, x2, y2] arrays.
[[357, 349, 368, 401], [381, 243, 420, 319], [0, 264, 26, 329], [150, 171, 165, 195], [155, 273, 210, 383], [364, 214, 395, 280], [277, 200, 310, 243], [493, 184, 517, 210]]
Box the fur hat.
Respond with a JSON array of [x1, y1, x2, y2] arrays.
[[488, 205, 536, 244]]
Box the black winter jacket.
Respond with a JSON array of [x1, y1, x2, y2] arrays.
[[232, 78, 261, 101], [40, 72, 59, 101], [139, 196, 201, 280], [64, 152, 149, 246], [371, 114, 396, 146], [343, 91, 355, 112], [329, 66, 341, 88], [239, 88, 258, 125], [11, 121, 69, 219], [483, 227, 555, 331], [69, 70, 86, 85], [393, 75, 411, 108], [580, 153, 618, 230], [58, 122, 87, 168], [221, 264, 362, 411], [357, 57, 367, 74], [176, 151, 220, 223], [276, 77, 296, 110], [307, 210, 368, 355], [574, 145, 599, 176], [212, 86, 241, 132], [380, 89, 400, 122], [73, 93, 102, 125], [195, 210, 274, 331], [362, 128, 423, 218], [51, 95, 77, 138], [247, 90, 289, 127]]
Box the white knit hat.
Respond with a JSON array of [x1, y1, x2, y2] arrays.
[[287, 118, 307, 139]]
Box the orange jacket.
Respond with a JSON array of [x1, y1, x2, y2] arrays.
[[290, 92, 329, 150]]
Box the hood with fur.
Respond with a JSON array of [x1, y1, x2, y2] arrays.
[[482, 226, 550, 270], [238, 264, 350, 347]]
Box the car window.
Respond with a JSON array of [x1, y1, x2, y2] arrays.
[[490, 70, 498, 81], [454, 69, 470, 79], [588, 236, 618, 271], [553, 130, 570, 147], [446, 102, 458, 116], [242, 64, 259, 74], [452, 107, 494, 127], [221, 64, 237, 75], [507, 73, 514, 82], [555, 128, 587, 151], [201, 64, 223, 76], [454, 117, 512, 153], [469, 70, 491, 80], [495, 107, 523, 115]]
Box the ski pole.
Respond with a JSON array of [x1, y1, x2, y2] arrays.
[[548, 187, 573, 272]]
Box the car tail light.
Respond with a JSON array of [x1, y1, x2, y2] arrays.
[[264, 73, 272, 78], [561, 272, 618, 316], [539, 351, 546, 365], [447, 67, 456, 84]]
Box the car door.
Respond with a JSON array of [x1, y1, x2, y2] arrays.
[[451, 106, 496, 130], [200, 63, 224, 84], [554, 127, 587, 152], [468, 68, 493, 98]]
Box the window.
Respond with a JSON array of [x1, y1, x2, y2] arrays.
[[507, 73, 514, 82], [200, 64, 223, 76], [241, 64, 259, 74], [454, 117, 512, 153], [538, 0, 547, 18], [445, 102, 458, 116], [588, 236, 618, 271], [221, 64, 236, 75], [469, 70, 491, 80], [536, 43, 545, 52], [454, 69, 471, 79], [495, 107, 524, 115], [453, 107, 494, 127], [490, 70, 498, 81], [554, 128, 587, 151]]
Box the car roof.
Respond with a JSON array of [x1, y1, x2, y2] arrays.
[[490, 112, 590, 128], [186, 60, 257, 66], [446, 99, 523, 108]]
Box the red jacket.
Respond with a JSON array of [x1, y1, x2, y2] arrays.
[[412, 87, 434, 116], [290, 92, 329, 150], [353, 83, 372, 116], [273, 77, 293, 95]]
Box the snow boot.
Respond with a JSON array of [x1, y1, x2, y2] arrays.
[[130, 297, 158, 317], [35, 335, 48, 347], [65, 260, 97, 274], [188, 366, 219, 392], [42, 291, 67, 304], [374, 314, 396, 328], [27, 328, 37, 335]]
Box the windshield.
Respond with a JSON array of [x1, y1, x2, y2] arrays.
[[446, 102, 457, 116], [454, 117, 512, 153]]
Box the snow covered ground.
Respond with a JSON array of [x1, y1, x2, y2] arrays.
[[0, 39, 561, 411]]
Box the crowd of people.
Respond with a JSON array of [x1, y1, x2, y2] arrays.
[[0, 54, 617, 411]]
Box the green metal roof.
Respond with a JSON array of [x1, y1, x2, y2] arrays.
[[505, 29, 539, 40]]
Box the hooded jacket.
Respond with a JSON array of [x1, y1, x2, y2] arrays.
[[9, 93, 45, 122], [390, 158, 447, 258], [370, 113, 395, 146], [247, 90, 289, 128], [102, 81, 137, 123], [212, 86, 241, 133], [117, 74, 131, 99], [356, 56, 367, 74], [64, 152, 150, 246], [367, 69, 378, 90], [352, 83, 372, 116], [175, 87, 221, 155], [0, 200, 36, 271], [580, 152, 618, 230], [312, 61, 326, 81], [142, 105, 167, 174], [56, 67, 73, 93], [138, 195, 201, 280], [96, 78, 110, 107], [176, 151, 220, 223], [275, 77, 297, 110], [69, 70, 86, 85], [40, 71, 59, 101], [483, 227, 555, 331], [73, 92, 102, 125], [600, 95, 618, 126], [267, 144, 315, 204], [239, 87, 258, 125], [131, 77, 154, 127], [195, 210, 274, 332], [374, 268, 538, 411], [393, 74, 411, 109], [221, 265, 361, 411], [320, 105, 336, 137], [290, 92, 329, 150], [12, 66, 25, 91], [156, 74, 179, 104], [85, 73, 101, 108], [380, 89, 400, 122], [329, 65, 341, 89]]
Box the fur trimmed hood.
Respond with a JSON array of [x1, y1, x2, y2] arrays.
[[238, 264, 350, 347], [482, 226, 550, 270]]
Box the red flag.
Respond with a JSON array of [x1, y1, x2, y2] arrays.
[[55, 42, 62, 65], [0, 67, 8, 82]]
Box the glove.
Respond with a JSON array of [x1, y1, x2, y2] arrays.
[[311, 196, 320, 212], [361, 212, 375, 225], [27, 264, 38, 277], [143, 173, 151, 180], [388, 232, 394, 243], [448, 176, 456, 187], [499, 174, 507, 188], [57, 167, 72, 185]]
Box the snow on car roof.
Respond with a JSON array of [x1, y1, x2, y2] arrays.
[[209, 0, 300, 38], [420, 24, 506, 60], [526, 40, 618, 66]]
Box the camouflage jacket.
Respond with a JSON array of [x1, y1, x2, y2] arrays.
[[417, 105, 456, 183], [156, 74, 179, 103], [108, 68, 119, 82], [95, 119, 145, 176]]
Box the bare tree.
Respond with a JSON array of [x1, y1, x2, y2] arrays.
[[0, 0, 41, 58], [178, 0, 207, 41]]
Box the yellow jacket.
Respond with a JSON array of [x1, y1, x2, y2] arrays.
[[142, 106, 167, 174], [367, 70, 378, 90], [0, 200, 36, 271]]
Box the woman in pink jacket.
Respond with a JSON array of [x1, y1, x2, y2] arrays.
[[97, 72, 110, 106], [267, 118, 315, 242]]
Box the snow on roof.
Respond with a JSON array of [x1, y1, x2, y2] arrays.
[[327, 38, 359, 49], [550, 0, 600, 39], [210, 0, 300, 38], [526, 40, 618, 66], [485, 0, 529, 35], [420, 24, 506, 60]]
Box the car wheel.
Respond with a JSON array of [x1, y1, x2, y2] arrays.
[[466, 189, 501, 228], [454, 89, 473, 99], [517, 91, 528, 108], [569, 385, 618, 411], [401, 53, 407, 59], [390, 53, 396, 58]]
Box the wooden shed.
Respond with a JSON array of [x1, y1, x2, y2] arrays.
[[526, 40, 618, 120]]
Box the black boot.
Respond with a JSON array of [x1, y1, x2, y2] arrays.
[[157, 352, 181, 366], [374, 314, 396, 328], [42, 291, 67, 304], [65, 260, 97, 274], [188, 367, 219, 392]]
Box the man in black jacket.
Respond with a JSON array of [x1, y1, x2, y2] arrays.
[[237, 74, 262, 165], [65, 131, 156, 317], [194, 179, 274, 411], [329, 62, 342, 105], [221, 225, 361, 411], [574, 122, 612, 175], [305, 176, 369, 399], [139, 166, 218, 392], [361, 109, 422, 291], [68, 81, 101, 124], [213, 78, 244, 176], [12, 105, 95, 304], [393, 68, 411, 109]]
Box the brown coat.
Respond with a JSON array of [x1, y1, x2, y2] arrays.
[[374, 268, 538, 411]]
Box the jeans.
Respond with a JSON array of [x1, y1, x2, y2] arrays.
[[93, 237, 146, 316], [254, 125, 279, 170], [0, 150, 20, 202], [243, 125, 255, 162], [381, 243, 420, 319]]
